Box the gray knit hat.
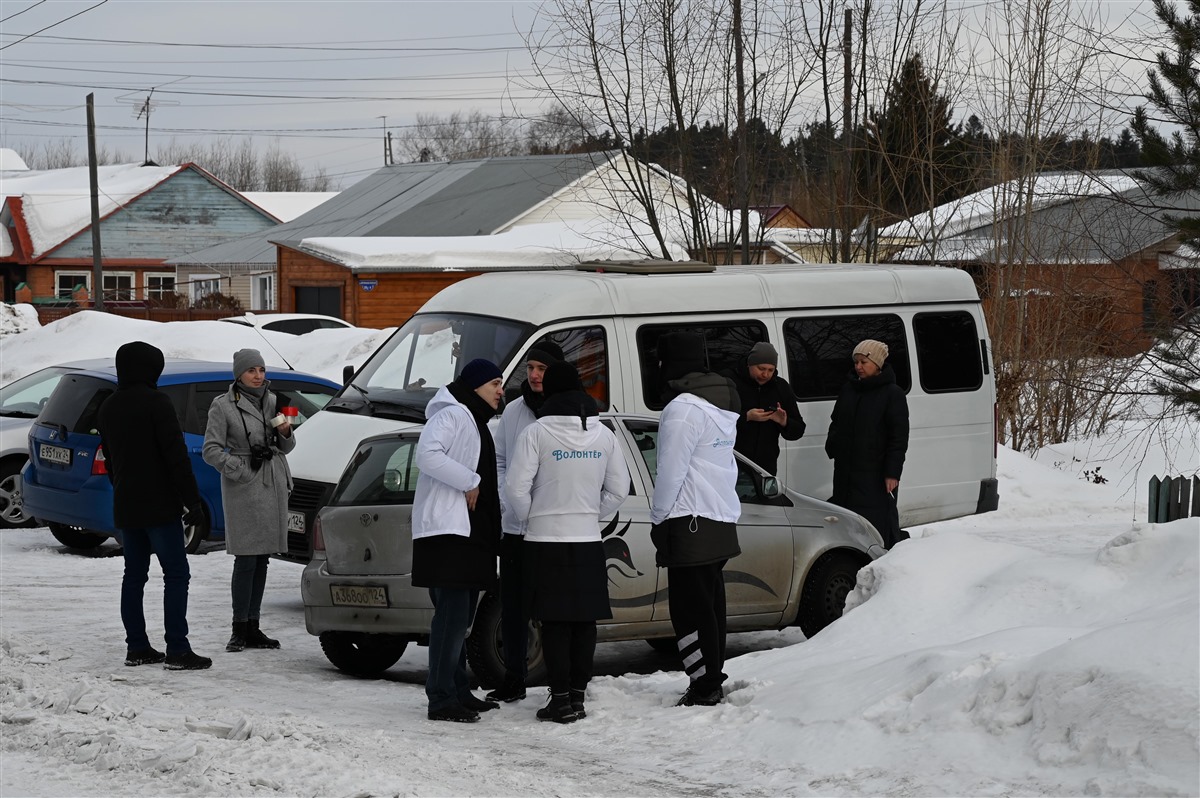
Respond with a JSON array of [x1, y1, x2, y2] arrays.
[[233, 348, 266, 378], [747, 341, 778, 367]]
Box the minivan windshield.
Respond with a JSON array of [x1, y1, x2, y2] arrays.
[[345, 313, 532, 415]]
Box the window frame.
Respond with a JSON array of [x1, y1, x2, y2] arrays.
[[54, 271, 91, 299]]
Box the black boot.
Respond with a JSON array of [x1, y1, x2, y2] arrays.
[[569, 688, 587, 719], [226, 621, 248, 653], [244, 619, 280, 649], [485, 674, 527, 703], [536, 691, 579, 724]]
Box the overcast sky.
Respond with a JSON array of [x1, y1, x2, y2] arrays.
[[0, 0, 1163, 189]]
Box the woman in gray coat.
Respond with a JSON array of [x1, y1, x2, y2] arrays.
[[202, 349, 296, 653]]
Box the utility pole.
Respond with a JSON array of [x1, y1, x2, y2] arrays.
[[86, 93, 104, 312], [378, 116, 391, 165], [840, 9, 853, 264], [733, 0, 750, 264]]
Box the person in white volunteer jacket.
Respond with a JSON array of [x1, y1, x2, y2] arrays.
[[649, 332, 742, 708], [505, 361, 629, 723], [411, 358, 505, 724], [488, 339, 564, 703]]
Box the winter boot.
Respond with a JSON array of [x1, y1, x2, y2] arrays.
[[569, 688, 587, 719], [244, 619, 280, 649], [536, 691, 579, 724], [226, 621, 248, 652], [485, 674, 527, 703]]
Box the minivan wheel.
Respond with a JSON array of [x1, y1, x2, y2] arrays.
[[48, 522, 108, 550], [183, 510, 209, 555], [319, 631, 407, 676], [466, 591, 546, 687], [0, 458, 34, 528], [796, 551, 863, 638]]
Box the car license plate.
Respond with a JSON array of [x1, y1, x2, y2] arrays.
[[287, 511, 306, 533], [330, 585, 388, 608], [38, 443, 71, 466]]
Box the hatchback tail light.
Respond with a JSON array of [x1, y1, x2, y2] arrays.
[[92, 445, 107, 476], [312, 514, 325, 552]]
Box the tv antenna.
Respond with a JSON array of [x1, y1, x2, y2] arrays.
[[117, 85, 179, 165]]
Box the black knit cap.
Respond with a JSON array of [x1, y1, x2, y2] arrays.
[[456, 358, 502, 390], [542, 361, 583, 398], [526, 340, 564, 366]]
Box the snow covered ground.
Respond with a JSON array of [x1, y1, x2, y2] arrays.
[[1, 310, 1197, 797]]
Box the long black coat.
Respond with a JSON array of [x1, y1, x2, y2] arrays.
[[724, 359, 805, 475], [824, 365, 909, 548], [97, 344, 201, 529]]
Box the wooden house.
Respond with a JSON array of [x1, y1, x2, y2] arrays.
[[885, 170, 1200, 355], [0, 162, 279, 309]]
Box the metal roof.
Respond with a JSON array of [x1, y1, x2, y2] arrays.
[[169, 153, 614, 267]]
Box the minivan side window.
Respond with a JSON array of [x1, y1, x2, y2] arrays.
[[782, 314, 910, 400], [636, 322, 767, 410], [913, 311, 983, 392], [503, 326, 610, 410]]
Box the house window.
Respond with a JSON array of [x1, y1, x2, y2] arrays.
[[55, 271, 91, 298], [101, 272, 135, 302], [190, 273, 222, 303], [252, 274, 275, 311], [145, 272, 177, 302]]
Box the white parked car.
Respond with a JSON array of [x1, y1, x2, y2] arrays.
[[219, 312, 354, 335]]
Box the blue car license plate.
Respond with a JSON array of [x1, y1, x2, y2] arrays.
[[38, 443, 71, 466]]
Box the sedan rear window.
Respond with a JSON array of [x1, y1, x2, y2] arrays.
[[38, 375, 114, 434]]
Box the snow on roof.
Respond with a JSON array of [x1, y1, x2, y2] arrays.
[[0, 149, 29, 171], [297, 220, 690, 272], [0, 163, 180, 257], [1161, 243, 1200, 270], [0, 225, 11, 258], [880, 170, 1142, 241], [241, 191, 339, 222]]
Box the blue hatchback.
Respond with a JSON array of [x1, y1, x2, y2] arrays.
[[22, 359, 339, 553]]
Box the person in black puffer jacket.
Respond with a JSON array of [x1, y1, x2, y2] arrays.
[[723, 341, 805, 475], [824, 339, 910, 549]]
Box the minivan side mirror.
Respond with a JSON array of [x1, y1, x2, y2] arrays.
[[342, 364, 355, 387]]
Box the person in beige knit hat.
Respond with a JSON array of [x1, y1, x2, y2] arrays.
[[824, 339, 910, 549]]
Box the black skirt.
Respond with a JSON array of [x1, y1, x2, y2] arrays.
[[521, 540, 612, 623]]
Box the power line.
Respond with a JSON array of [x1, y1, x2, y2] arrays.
[[0, 0, 47, 25], [0, 0, 110, 52]]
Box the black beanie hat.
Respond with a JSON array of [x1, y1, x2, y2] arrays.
[[657, 332, 706, 381], [542, 361, 583, 398], [456, 358, 502, 390], [526, 340, 565, 366]]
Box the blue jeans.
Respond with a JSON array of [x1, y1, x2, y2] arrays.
[[231, 554, 270, 622], [426, 588, 478, 712], [120, 520, 191, 656]]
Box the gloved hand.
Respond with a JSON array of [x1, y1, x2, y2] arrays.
[[183, 505, 205, 528]]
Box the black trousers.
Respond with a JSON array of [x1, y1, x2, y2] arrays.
[[540, 620, 597, 695], [668, 561, 728, 693], [498, 534, 528, 681]]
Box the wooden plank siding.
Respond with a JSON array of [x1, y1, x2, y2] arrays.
[[50, 169, 276, 260], [277, 247, 480, 328]]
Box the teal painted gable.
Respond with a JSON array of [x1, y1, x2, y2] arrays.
[[51, 169, 276, 260]]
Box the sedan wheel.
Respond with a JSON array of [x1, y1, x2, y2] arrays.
[[797, 551, 863, 638], [0, 459, 34, 528], [319, 631, 407, 676], [466, 591, 546, 687]]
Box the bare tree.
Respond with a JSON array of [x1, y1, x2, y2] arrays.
[[13, 138, 128, 170], [392, 111, 525, 163]]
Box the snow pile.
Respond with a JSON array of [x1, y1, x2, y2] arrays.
[[0, 303, 40, 337]]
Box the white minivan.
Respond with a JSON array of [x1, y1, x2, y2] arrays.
[[284, 260, 998, 562]]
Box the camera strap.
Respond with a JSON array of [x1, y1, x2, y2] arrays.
[[234, 390, 273, 449]]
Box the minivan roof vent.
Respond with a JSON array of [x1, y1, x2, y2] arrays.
[[574, 259, 715, 275]]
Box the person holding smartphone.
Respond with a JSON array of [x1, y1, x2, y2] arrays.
[[723, 342, 805, 476]]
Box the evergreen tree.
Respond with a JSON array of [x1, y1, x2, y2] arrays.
[[1130, 0, 1200, 419]]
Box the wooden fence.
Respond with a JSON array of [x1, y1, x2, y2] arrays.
[[1148, 475, 1200, 523], [32, 305, 237, 325]]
